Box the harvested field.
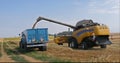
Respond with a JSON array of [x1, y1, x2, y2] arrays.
[[0, 39, 41, 62], [0, 33, 120, 62], [47, 39, 120, 62], [0, 42, 2, 57]]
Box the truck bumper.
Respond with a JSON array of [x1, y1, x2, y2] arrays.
[[27, 43, 47, 48]]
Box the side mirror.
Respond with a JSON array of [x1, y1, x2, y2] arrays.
[[19, 34, 20, 36]]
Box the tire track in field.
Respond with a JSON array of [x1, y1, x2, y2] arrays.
[[5, 41, 42, 62], [0, 38, 15, 62]]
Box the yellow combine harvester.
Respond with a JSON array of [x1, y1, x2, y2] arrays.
[[33, 16, 112, 49]]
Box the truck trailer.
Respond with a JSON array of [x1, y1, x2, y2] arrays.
[[19, 28, 48, 51]]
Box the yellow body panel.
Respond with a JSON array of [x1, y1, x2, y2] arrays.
[[94, 25, 110, 35], [54, 36, 69, 44], [72, 25, 110, 44]]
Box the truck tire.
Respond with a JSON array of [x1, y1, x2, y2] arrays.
[[39, 46, 47, 51], [69, 38, 78, 48], [80, 42, 88, 50], [19, 42, 22, 49], [100, 45, 106, 48], [19, 42, 24, 49], [21, 43, 27, 50]]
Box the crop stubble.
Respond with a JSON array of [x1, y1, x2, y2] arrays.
[[1, 33, 120, 62]]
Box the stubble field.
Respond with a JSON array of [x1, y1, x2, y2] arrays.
[[0, 33, 120, 62]]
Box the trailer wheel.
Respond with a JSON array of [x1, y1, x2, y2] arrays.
[[69, 38, 78, 48], [39, 46, 47, 51], [80, 42, 88, 50], [100, 45, 106, 48]]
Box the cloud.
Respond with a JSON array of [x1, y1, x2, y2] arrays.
[[89, 0, 120, 14]]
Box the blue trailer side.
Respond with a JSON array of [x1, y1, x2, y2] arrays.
[[19, 28, 48, 51]]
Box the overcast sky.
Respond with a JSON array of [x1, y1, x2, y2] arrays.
[[0, 0, 119, 38]]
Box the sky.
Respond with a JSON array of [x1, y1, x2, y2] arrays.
[[0, 0, 120, 38]]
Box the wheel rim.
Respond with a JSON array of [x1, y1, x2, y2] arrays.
[[70, 41, 74, 48], [81, 42, 86, 49], [82, 44, 85, 49], [70, 42, 72, 47], [71, 41, 74, 47]]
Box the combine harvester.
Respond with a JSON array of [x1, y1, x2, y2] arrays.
[[33, 16, 112, 50]]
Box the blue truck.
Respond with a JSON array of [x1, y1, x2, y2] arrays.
[[19, 28, 48, 51]]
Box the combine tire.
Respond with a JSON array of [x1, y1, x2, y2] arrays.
[[39, 46, 47, 51], [69, 39, 78, 48], [80, 42, 88, 50], [100, 45, 106, 48]]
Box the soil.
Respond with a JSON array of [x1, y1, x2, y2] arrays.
[[0, 38, 14, 62], [20, 54, 41, 62], [0, 38, 41, 62]]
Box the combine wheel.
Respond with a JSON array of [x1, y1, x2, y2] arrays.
[[69, 38, 78, 48], [80, 42, 88, 50], [100, 45, 106, 48]]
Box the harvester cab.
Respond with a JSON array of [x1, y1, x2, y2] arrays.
[[32, 16, 112, 50]]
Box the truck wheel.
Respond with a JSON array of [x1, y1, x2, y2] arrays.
[[19, 42, 23, 49], [81, 42, 88, 50], [100, 45, 106, 48], [39, 46, 47, 51], [69, 39, 78, 48], [22, 43, 27, 50], [19, 42, 22, 48]]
